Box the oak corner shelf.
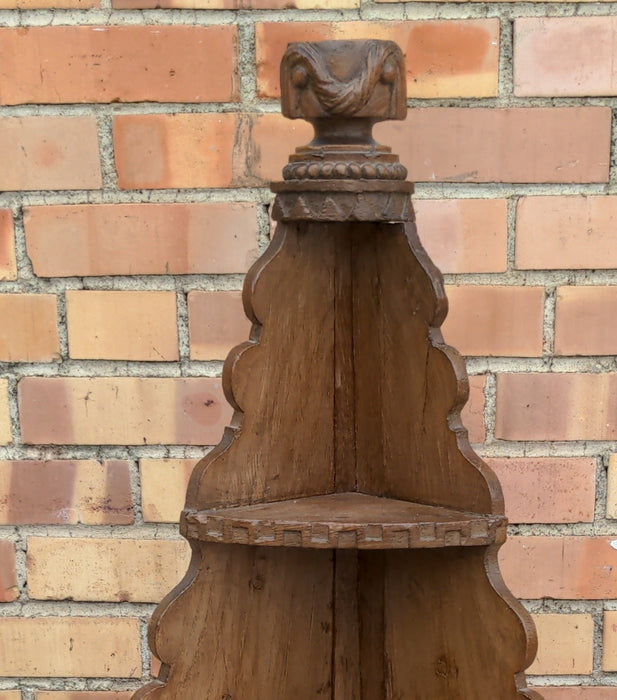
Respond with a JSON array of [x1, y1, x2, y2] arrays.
[[133, 38, 543, 700], [183, 493, 507, 549]]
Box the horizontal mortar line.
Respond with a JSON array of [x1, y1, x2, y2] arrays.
[[467, 358, 617, 371], [442, 273, 617, 285], [477, 442, 612, 456], [0, 446, 210, 459], [0, 601, 157, 615], [0, 360, 226, 376], [508, 524, 601, 536], [0, 524, 183, 537], [0, 278, 246, 292]]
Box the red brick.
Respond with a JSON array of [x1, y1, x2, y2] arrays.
[[495, 373, 617, 441], [604, 611, 617, 670], [0, 540, 18, 602], [0, 210, 16, 280], [516, 195, 617, 270], [462, 375, 485, 444], [0, 379, 10, 446], [0, 617, 141, 677], [18, 377, 231, 446], [188, 290, 250, 360], [140, 458, 195, 522], [0, 117, 101, 191], [538, 692, 617, 700], [500, 537, 617, 599], [0, 26, 238, 105], [485, 457, 596, 524], [515, 18, 617, 97], [555, 286, 617, 355], [66, 290, 178, 361], [415, 198, 507, 274], [442, 286, 544, 357], [24, 203, 259, 277], [376, 107, 611, 184], [114, 113, 237, 189], [0, 460, 133, 525], [528, 614, 593, 675], [0, 294, 59, 362], [27, 537, 190, 602], [256, 20, 499, 99]]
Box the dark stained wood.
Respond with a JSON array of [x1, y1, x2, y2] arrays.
[[133, 38, 541, 700]]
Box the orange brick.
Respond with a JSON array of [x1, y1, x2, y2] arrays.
[[415, 199, 507, 274], [443, 286, 544, 357], [66, 290, 178, 361], [0, 378, 10, 445], [115, 0, 357, 8], [140, 458, 195, 522], [462, 375, 485, 444], [607, 454, 617, 519], [486, 457, 596, 524], [515, 18, 617, 97], [528, 614, 594, 675], [18, 377, 231, 445], [603, 611, 617, 670], [256, 20, 499, 99], [114, 113, 237, 189], [0, 117, 101, 191], [376, 107, 611, 184], [0, 460, 132, 525], [0, 26, 238, 105], [188, 290, 250, 360], [36, 694, 132, 700], [0, 294, 59, 362], [555, 286, 617, 355], [0, 210, 16, 280], [538, 689, 617, 699], [501, 537, 617, 599], [516, 195, 617, 270], [0, 693, 21, 700], [605, 612, 617, 671], [0, 617, 141, 677], [27, 537, 190, 602], [496, 373, 617, 441], [0, 540, 18, 602], [24, 203, 259, 277]]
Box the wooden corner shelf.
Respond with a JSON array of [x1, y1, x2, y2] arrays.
[[133, 38, 542, 700], [183, 493, 507, 549]]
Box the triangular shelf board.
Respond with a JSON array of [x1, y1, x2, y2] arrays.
[[132, 39, 542, 700]]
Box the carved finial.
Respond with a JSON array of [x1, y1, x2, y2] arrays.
[[272, 39, 413, 222]]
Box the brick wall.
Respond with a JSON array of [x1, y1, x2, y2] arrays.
[[0, 1, 616, 698]]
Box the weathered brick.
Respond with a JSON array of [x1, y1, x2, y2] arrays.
[[603, 611, 617, 670], [0, 26, 238, 105], [0, 294, 59, 362], [0, 617, 141, 677], [515, 18, 617, 97], [114, 114, 237, 189], [0, 210, 17, 281], [528, 614, 594, 675], [415, 198, 507, 274], [36, 694, 132, 700], [27, 538, 190, 602], [0, 379, 10, 446], [0, 460, 133, 525], [496, 373, 617, 441], [18, 377, 231, 446], [188, 290, 250, 360], [486, 457, 596, 524], [607, 454, 617, 519], [462, 375, 485, 444], [442, 286, 544, 357], [115, 0, 356, 7], [538, 690, 617, 699], [140, 458, 195, 522], [0, 693, 21, 700], [24, 203, 259, 277], [516, 195, 617, 270], [501, 537, 617, 599], [0, 540, 18, 602], [376, 108, 611, 184], [66, 290, 178, 361], [555, 286, 617, 356], [256, 20, 499, 99], [0, 117, 101, 191]]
